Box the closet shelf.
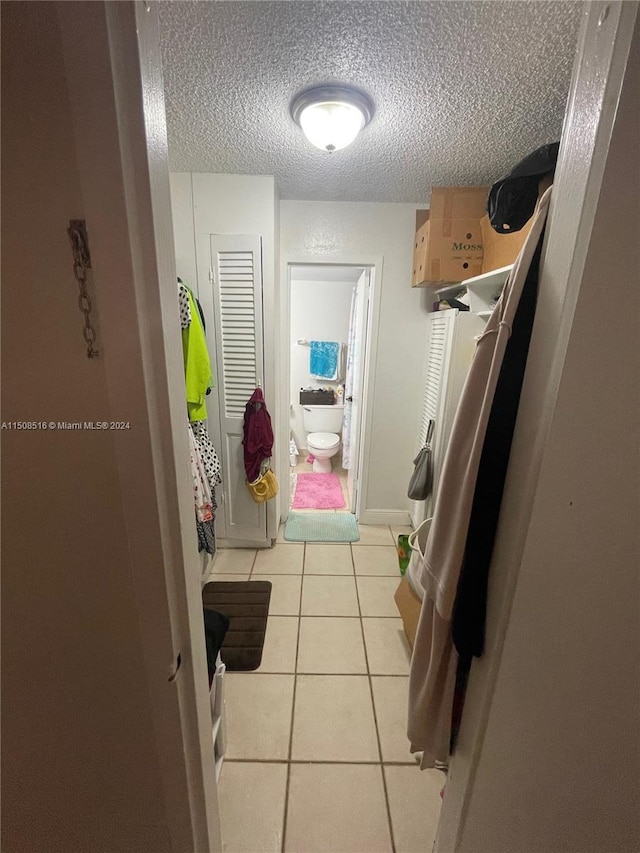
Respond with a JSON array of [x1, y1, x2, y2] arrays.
[[462, 264, 513, 289], [432, 282, 467, 301], [463, 264, 513, 318]]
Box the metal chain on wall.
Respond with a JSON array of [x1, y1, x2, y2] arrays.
[[67, 220, 99, 358]]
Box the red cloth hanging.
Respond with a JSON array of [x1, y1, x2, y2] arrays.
[[242, 387, 274, 482]]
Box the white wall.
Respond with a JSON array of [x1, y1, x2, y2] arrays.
[[170, 170, 198, 287], [290, 277, 354, 450], [169, 172, 279, 540], [281, 201, 431, 521]]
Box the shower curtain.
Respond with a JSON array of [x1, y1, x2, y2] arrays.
[[341, 286, 358, 468]]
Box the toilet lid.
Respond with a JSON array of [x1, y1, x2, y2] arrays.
[[308, 431, 340, 450]]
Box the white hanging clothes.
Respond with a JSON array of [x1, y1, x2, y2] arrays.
[[188, 421, 213, 523]]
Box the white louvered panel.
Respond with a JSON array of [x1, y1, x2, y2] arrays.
[[209, 233, 266, 544], [412, 310, 485, 531], [217, 248, 259, 418], [417, 314, 449, 447], [411, 310, 456, 529]]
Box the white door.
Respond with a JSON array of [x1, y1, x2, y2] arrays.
[[346, 268, 371, 512], [209, 234, 268, 542]]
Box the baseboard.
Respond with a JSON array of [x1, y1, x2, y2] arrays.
[[216, 538, 271, 550], [358, 509, 412, 527]]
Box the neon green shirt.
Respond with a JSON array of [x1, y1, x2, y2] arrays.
[[182, 289, 213, 421]]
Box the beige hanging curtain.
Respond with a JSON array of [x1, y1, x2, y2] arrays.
[[408, 188, 552, 768]]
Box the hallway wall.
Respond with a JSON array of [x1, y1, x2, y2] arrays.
[[281, 200, 431, 523]]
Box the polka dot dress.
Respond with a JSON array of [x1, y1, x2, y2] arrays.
[[178, 283, 191, 329], [191, 421, 222, 486]]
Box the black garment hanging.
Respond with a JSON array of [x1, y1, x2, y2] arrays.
[[452, 230, 545, 663], [195, 297, 206, 333], [178, 276, 208, 333], [487, 142, 559, 233], [197, 518, 216, 555]]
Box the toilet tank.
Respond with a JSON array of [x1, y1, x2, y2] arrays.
[[302, 404, 344, 433]]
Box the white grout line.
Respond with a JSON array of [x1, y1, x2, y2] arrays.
[[280, 541, 305, 853], [235, 670, 409, 678], [226, 758, 416, 766], [353, 549, 398, 853], [225, 534, 406, 852]]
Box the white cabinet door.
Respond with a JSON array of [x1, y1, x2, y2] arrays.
[[209, 234, 267, 543]]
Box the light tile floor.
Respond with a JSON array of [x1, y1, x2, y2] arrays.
[[210, 532, 445, 853]]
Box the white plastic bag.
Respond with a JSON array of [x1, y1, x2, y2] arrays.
[[405, 516, 432, 600]]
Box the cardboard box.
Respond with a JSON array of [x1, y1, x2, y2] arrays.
[[411, 216, 429, 286], [429, 186, 488, 221], [480, 213, 533, 273], [413, 217, 484, 287], [423, 217, 484, 285], [412, 186, 489, 287], [394, 575, 423, 650], [411, 219, 429, 286]]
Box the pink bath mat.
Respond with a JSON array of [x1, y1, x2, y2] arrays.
[[292, 473, 346, 510]]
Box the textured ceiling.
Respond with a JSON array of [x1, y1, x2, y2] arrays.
[[159, 1, 582, 202]]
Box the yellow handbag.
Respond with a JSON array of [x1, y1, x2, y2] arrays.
[[246, 468, 279, 503]]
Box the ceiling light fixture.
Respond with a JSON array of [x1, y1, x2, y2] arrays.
[[290, 85, 374, 153]]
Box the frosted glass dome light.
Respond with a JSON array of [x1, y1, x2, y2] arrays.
[[299, 101, 364, 152], [291, 86, 374, 153]]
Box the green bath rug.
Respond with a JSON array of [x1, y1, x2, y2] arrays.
[[284, 512, 360, 543]]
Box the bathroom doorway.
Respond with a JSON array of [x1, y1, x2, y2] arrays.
[[286, 263, 375, 517]]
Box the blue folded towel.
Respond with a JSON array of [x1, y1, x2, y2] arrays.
[[310, 341, 340, 380]]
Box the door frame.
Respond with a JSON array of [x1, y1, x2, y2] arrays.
[[345, 267, 372, 514], [57, 2, 222, 850], [281, 257, 383, 522]]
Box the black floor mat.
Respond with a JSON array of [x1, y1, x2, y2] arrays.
[[202, 580, 272, 671]]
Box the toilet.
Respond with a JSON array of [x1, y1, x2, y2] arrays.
[[302, 404, 344, 473]]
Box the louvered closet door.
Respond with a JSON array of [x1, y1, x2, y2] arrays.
[[411, 310, 457, 528], [210, 234, 267, 542]]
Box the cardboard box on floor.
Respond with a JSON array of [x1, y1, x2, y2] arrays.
[[394, 575, 422, 650], [412, 186, 488, 287]]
